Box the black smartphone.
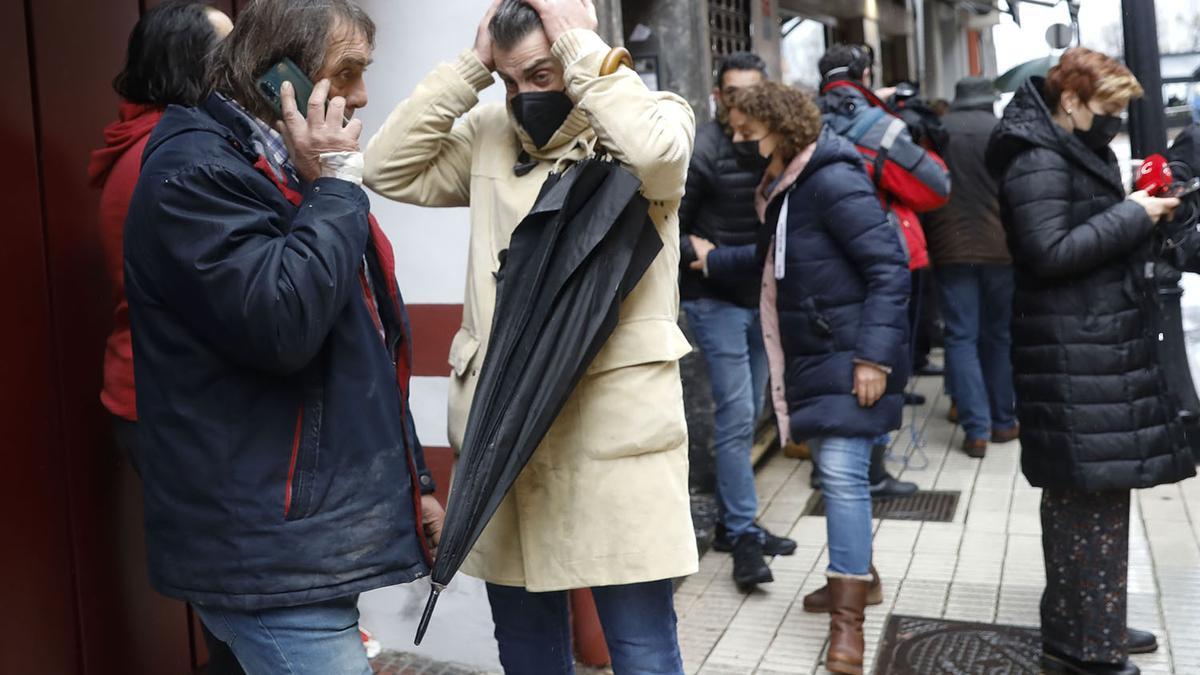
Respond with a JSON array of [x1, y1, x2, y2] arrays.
[[1162, 177, 1200, 199], [256, 58, 349, 126], [257, 59, 315, 119]]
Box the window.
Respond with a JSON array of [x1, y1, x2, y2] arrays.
[[709, 0, 752, 59]]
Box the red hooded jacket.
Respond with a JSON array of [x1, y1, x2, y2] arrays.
[[89, 102, 163, 421]]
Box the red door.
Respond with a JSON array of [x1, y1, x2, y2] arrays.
[[2, 0, 251, 672], [0, 1, 80, 672]]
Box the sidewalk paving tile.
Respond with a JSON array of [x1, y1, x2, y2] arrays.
[[674, 371, 1200, 674]]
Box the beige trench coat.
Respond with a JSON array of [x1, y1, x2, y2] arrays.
[[364, 29, 698, 591]]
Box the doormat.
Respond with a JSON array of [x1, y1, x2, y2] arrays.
[[873, 614, 1041, 675], [803, 490, 959, 522]]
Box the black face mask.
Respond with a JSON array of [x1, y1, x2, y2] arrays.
[[732, 139, 770, 171], [511, 90, 574, 149], [1074, 113, 1122, 151]]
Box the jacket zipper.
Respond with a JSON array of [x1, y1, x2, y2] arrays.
[[284, 405, 303, 517]]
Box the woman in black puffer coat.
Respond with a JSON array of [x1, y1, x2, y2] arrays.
[[986, 48, 1194, 675], [720, 81, 910, 675]]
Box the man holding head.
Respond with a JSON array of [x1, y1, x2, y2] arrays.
[[366, 0, 697, 671], [677, 52, 798, 591], [123, 1, 442, 673]]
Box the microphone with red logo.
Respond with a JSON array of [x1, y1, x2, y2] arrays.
[[1136, 154, 1173, 196], [1139, 154, 1200, 243]]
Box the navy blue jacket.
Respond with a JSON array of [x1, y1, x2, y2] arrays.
[[124, 96, 433, 610], [766, 128, 911, 440]]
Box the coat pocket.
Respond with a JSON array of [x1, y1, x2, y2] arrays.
[[448, 328, 481, 378], [284, 387, 324, 521], [783, 297, 836, 354], [578, 359, 688, 461], [447, 328, 482, 451]]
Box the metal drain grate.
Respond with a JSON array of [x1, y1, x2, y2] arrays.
[[874, 614, 1042, 674], [802, 490, 959, 522]]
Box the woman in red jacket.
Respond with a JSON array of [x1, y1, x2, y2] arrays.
[[91, 0, 231, 430], [89, 0, 233, 671]]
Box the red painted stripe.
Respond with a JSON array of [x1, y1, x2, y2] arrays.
[[407, 304, 463, 378], [284, 405, 303, 517]]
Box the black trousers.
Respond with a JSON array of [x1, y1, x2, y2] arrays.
[[910, 269, 941, 369], [1040, 487, 1130, 664]]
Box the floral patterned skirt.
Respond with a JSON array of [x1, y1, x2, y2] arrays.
[[1040, 488, 1131, 664]]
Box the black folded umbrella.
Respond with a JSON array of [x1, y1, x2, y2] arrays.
[[414, 156, 662, 644]]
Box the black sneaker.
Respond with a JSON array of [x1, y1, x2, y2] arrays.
[[731, 534, 773, 589], [870, 475, 919, 498], [818, 466, 916, 498], [763, 531, 798, 556], [869, 445, 918, 499], [712, 524, 797, 556]]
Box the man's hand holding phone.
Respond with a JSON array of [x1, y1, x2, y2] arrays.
[[276, 79, 363, 184]]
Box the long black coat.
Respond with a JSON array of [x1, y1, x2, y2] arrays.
[[986, 78, 1196, 491], [768, 128, 912, 440]]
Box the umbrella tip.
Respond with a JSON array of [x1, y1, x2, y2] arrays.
[[414, 583, 444, 646]]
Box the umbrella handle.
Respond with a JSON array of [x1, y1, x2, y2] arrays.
[[600, 47, 633, 77], [414, 582, 445, 646]]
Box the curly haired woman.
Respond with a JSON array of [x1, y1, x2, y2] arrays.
[[720, 81, 910, 674]]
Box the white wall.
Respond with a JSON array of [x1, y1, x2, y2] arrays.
[[355, 0, 503, 668], [356, 0, 506, 306]]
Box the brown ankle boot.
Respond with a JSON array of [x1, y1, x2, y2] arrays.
[[826, 576, 869, 675], [803, 565, 882, 613]]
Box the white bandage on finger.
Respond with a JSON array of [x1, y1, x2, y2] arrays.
[[318, 150, 364, 185]]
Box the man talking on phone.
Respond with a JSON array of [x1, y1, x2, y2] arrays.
[[123, 1, 443, 673]]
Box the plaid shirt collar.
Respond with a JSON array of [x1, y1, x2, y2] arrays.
[[218, 94, 294, 182]]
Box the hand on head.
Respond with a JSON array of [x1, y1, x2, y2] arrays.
[[474, 0, 504, 71], [475, 0, 599, 72], [524, 0, 598, 44]]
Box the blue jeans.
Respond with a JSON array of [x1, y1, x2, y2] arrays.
[[195, 595, 371, 675], [682, 298, 768, 538], [935, 264, 1017, 442], [487, 580, 684, 674], [812, 437, 874, 576]]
